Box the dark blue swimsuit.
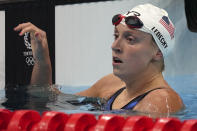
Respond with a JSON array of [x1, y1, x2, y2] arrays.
[[105, 87, 162, 110]]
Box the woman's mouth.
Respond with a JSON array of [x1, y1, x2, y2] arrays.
[[113, 57, 123, 65]]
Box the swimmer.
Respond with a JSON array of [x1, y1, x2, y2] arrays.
[[14, 3, 183, 115]]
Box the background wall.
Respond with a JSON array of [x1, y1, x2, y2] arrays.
[[0, 11, 5, 89], [55, 0, 197, 87], [55, 0, 156, 86]]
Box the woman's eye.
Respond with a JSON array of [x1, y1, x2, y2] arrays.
[[127, 37, 134, 42], [124, 32, 136, 44]]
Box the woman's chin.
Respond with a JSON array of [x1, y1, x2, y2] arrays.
[[113, 70, 124, 79]]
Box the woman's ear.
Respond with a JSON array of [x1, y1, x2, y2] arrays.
[[153, 49, 163, 61], [151, 36, 163, 61]]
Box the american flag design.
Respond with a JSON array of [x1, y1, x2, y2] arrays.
[[159, 16, 174, 39]]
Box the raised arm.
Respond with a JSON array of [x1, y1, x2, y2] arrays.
[[14, 22, 52, 85]]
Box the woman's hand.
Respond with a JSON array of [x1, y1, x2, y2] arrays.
[[14, 22, 52, 85], [14, 22, 50, 64]]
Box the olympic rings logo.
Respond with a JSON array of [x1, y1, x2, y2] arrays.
[[25, 56, 35, 66]]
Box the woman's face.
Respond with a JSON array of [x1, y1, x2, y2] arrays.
[[111, 24, 156, 80]]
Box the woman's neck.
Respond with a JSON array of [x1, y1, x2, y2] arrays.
[[123, 71, 165, 97]]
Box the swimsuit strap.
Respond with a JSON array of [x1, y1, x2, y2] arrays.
[[122, 87, 163, 110], [105, 87, 164, 110], [105, 87, 126, 110]]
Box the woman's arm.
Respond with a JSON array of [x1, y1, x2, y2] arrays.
[[14, 22, 52, 85]]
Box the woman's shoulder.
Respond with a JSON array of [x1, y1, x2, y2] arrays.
[[76, 73, 125, 99], [133, 86, 184, 114]]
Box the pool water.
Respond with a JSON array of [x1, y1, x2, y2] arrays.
[[0, 74, 197, 120], [165, 75, 197, 120]]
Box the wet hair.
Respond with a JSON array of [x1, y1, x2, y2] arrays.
[[151, 36, 165, 72]]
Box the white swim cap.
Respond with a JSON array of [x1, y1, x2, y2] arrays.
[[121, 3, 175, 59]]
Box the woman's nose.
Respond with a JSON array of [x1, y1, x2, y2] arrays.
[[111, 39, 122, 53]]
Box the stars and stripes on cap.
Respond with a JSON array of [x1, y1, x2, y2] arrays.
[[159, 16, 175, 39]]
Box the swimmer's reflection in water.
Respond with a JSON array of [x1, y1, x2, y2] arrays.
[[13, 3, 184, 116], [2, 84, 50, 112], [1, 84, 106, 112]]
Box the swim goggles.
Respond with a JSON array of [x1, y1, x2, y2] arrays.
[[112, 14, 143, 29]]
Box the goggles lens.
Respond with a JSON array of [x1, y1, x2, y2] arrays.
[[112, 14, 124, 26], [112, 14, 143, 29]]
